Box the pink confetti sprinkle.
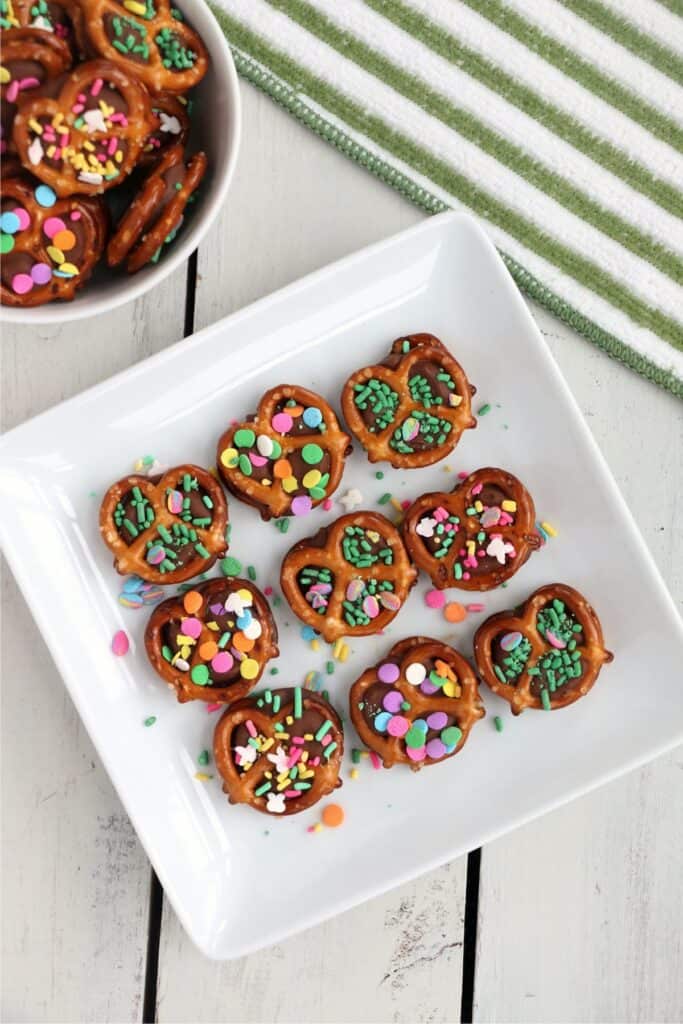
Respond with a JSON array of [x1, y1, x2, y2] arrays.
[[90, 77, 103, 96], [457, 471, 468, 480], [322, 498, 333, 511], [466, 603, 485, 612], [400, 499, 411, 510], [111, 630, 129, 656], [245, 719, 257, 738], [471, 482, 483, 495], [271, 411, 293, 433], [70, 210, 81, 221], [6, 81, 19, 103], [369, 751, 382, 770], [264, 586, 273, 596], [425, 589, 446, 609], [206, 703, 222, 713], [44, 216, 66, 239], [11, 273, 33, 295], [285, 789, 302, 798]]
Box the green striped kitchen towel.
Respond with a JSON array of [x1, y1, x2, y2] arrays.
[[210, 0, 683, 397]]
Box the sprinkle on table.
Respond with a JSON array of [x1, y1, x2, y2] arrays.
[[541, 520, 558, 537], [477, 402, 492, 416], [247, 565, 257, 580], [425, 589, 446, 610], [194, 772, 213, 782], [494, 716, 504, 733], [198, 750, 210, 765], [321, 803, 345, 828], [112, 630, 130, 656], [466, 603, 485, 613], [220, 556, 242, 577], [375, 471, 384, 480], [143, 716, 157, 727], [444, 601, 467, 623], [378, 492, 392, 505]]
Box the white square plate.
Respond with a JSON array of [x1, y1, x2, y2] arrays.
[[1, 213, 681, 960]]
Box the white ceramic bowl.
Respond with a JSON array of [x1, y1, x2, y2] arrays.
[[1, 0, 241, 324]]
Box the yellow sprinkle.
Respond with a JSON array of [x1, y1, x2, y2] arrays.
[[124, 0, 147, 13], [466, 540, 476, 556], [277, 779, 289, 792], [339, 643, 350, 663], [443, 464, 453, 473], [541, 520, 558, 537], [299, 769, 314, 779], [390, 497, 403, 512], [360, 750, 370, 759], [220, 447, 238, 468], [303, 733, 313, 741], [28, 118, 43, 134], [236, 588, 252, 604], [285, 715, 294, 725], [179, 646, 191, 660], [242, 762, 252, 772], [175, 634, 195, 646], [265, 771, 272, 779], [99, 100, 114, 118], [46, 245, 65, 264], [277, 770, 289, 782], [260, 737, 274, 752], [304, 671, 316, 688], [46, 144, 56, 158], [205, 621, 220, 632], [332, 638, 344, 659], [82, 140, 95, 151], [502, 500, 518, 513], [302, 469, 321, 489], [350, 768, 359, 780], [194, 772, 212, 782], [103, 161, 117, 177], [115, 149, 123, 163], [474, 500, 483, 512], [313, 822, 324, 832], [282, 475, 298, 494], [310, 638, 320, 652], [262, 478, 272, 487]]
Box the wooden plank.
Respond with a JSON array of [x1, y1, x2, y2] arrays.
[[154, 83, 469, 1021], [473, 310, 683, 1023], [157, 860, 466, 1023], [1, 270, 187, 1023]]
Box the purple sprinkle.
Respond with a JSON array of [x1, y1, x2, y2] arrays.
[[291, 495, 312, 516], [426, 711, 448, 730], [31, 262, 52, 285], [209, 603, 224, 615], [426, 738, 447, 760], [420, 680, 439, 695], [382, 690, 403, 713], [377, 661, 399, 684]]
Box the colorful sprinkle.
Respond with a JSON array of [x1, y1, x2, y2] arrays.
[[111, 630, 129, 656], [425, 589, 446, 609], [444, 601, 466, 623]]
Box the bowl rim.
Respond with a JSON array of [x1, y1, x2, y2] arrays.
[[0, 0, 242, 325]]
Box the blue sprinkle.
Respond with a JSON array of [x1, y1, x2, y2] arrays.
[[413, 718, 429, 734], [123, 575, 145, 593], [0, 211, 21, 234], [374, 711, 392, 732], [236, 610, 252, 630], [300, 625, 317, 641], [302, 406, 323, 428], [35, 184, 57, 208]]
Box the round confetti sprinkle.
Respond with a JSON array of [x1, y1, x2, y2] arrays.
[[301, 443, 323, 465], [53, 228, 75, 251], [256, 434, 274, 457], [405, 724, 426, 748], [182, 590, 202, 614], [144, 716, 157, 727], [0, 211, 20, 234], [321, 803, 344, 827], [46, 244, 65, 264], [240, 657, 259, 680], [181, 617, 202, 639], [199, 640, 218, 660], [427, 711, 449, 730], [56, 262, 78, 276], [420, 680, 439, 695], [405, 662, 426, 686], [31, 262, 51, 285], [363, 594, 380, 618], [382, 690, 403, 713], [11, 273, 33, 294], [426, 738, 447, 760], [0, 233, 14, 254], [387, 715, 409, 737], [500, 631, 523, 651], [234, 428, 255, 448], [413, 718, 429, 734], [111, 630, 129, 656], [35, 184, 57, 207], [272, 412, 293, 433], [282, 475, 298, 493], [14, 207, 30, 230], [303, 406, 323, 427], [167, 489, 183, 514], [425, 589, 446, 609], [377, 661, 400, 684], [233, 632, 254, 653], [211, 651, 233, 673], [406, 746, 425, 762], [301, 625, 317, 641], [221, 556, 242, 576], [374, 711, 392, 732], [291, 495, 313, 516], [441, 725, 462, 747], [220, 448, 238, 468], [273, 458, 292, 479], [191, 664, 210, 686], [444, 601, 466, 623], [43, 216, 66, 239], [442, 681, 457, 698], [302, 469, 322, 489], [379, 591, 401, 612]]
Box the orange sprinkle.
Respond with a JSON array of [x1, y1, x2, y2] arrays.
[[199, 640, 218, 660], [286, 404, 304, 416], [435, 658, 456, 680], [273, 458, 292, 479], [232, 631, 255, 653], [444, 601, 467, 623], [182, 591, 202, 614], [321, 803, 345, 828], [53, 228, 76, 252]]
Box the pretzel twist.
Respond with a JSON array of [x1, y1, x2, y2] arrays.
[[216, 385, 352, 521], [145, 577, 279, 704], [349, 636, 484, 769], [0, 176, 107, 306], [473, 583, 613, 714], [107, 143, 206, 271], [402, 467, 540, 591], [13, 59, 153, 196], [81, 0, 208, 94], [214, 688, 344, 816], [280, 511, 417, 643], [341, 333, 476, 468], [99, 464, 228, 584]]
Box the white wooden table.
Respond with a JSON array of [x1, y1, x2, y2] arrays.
[[2, 82, 682, 1024]]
